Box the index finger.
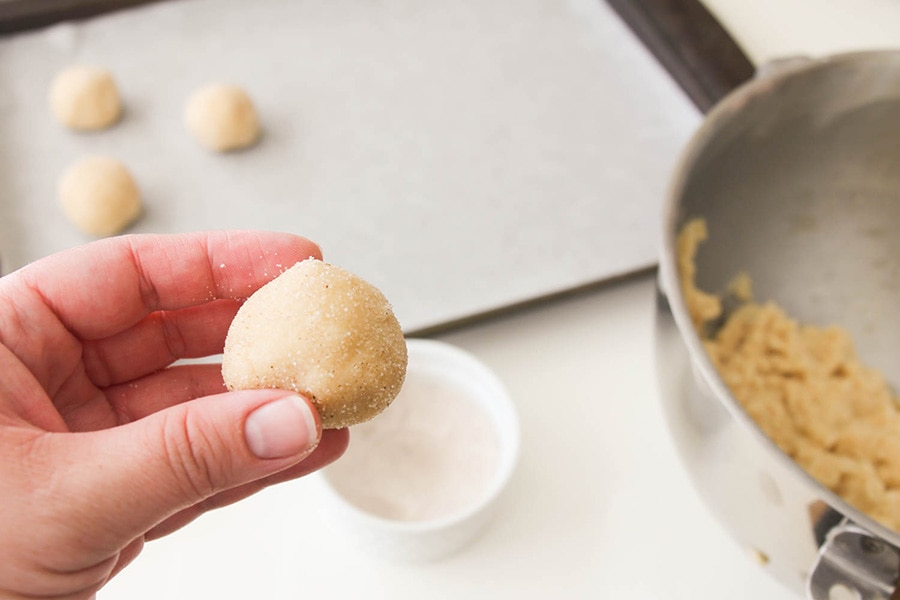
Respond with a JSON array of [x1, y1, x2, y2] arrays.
[[12, 230, 322, 340]]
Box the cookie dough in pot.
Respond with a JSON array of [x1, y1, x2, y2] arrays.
[[655, 50, 900, 598]]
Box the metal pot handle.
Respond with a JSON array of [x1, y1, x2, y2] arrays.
[[807, 520, 900, 599]]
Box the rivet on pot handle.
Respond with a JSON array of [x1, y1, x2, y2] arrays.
[[807, 520, 900, 600], [755, 56, 812, 79]]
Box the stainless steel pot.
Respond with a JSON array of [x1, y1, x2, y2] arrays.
[[656, 50, 900, 599]]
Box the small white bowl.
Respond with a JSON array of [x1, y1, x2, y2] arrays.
[[316, 338, 520, 563]]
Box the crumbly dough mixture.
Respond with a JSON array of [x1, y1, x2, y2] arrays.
[[679, 218, 900, 531]]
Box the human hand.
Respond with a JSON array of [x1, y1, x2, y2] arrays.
[[0, 231, 349, 599]]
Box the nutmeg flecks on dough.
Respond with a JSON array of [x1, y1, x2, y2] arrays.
[[222, 259, 408, 429]]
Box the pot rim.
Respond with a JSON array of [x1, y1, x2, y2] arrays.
[[658, 48, 900, 548]]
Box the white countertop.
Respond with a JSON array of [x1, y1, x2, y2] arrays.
[[703, 0, 900, 66], [103, 1, 900, 598], [105, 274, 797, 600]]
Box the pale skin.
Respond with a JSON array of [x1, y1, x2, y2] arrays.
[[0, 231, 349, 599]]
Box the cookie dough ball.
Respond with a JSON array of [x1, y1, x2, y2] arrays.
[[222, 260, 408, 429], [184, 83, 260, 152], [58, 157, 142, 237], [49, 65, 122, 131]]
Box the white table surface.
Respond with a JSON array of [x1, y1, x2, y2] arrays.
[[103, 1, 900, 598], [104, 273, 801, 600]]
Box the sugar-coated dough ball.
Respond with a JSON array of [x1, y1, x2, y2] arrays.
[[184, 83, 260, 152], [58, 157, 142, 237], [49, 65, 122, 131], [222, 260, 408, 429]]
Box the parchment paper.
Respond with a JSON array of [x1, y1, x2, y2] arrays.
[[0, 0, 700, 332]]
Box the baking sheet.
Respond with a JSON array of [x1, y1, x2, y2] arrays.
[[0, 0, 701, 332]]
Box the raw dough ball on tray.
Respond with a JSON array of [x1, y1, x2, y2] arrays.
[[49, 65, 122, 131], [184, 83, 260, 152], [58, 156, 142, 237], [222, 259, 408, 429]]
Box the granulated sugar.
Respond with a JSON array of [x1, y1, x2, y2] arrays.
[[325, 369, 501, 522]]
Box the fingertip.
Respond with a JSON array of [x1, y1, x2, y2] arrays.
[[303, 238, 324, 262], [324, 427, 350, 453], [316, 427, 350, 466]]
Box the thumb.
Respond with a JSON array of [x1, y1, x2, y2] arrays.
[[52, 389, 321, 551]]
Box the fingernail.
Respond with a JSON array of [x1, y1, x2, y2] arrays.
[[244, 395, 319, 459]]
